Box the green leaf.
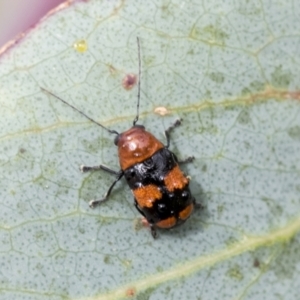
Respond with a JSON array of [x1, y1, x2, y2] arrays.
[[1, 0, 300, 299]]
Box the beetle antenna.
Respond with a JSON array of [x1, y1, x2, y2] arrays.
[[41, 88, 119, 135], [133, 37, 141, 126]]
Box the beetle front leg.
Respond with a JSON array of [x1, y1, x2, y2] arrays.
[[88, 171, 124, 208], [164, 119, 182, 148], [177, 156, 195, 164], [80, 164, 119, 176]]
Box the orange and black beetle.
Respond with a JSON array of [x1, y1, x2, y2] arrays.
[[42, 38, 197, 238]]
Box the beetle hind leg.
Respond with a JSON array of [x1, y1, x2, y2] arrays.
[[149, 225, 157, 239], [135, 201, 158, 239]]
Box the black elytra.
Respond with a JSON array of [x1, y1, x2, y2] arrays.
[[125, 148, 195, 227]]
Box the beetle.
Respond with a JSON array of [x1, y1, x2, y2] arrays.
[[42, 38, 197, 238]]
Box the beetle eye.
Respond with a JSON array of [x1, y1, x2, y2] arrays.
[[114, 134, 120, 146]]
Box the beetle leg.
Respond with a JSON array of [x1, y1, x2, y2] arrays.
[[134, 200, 146, 217], [194, 201, 204, 210], [177, 156, 195, 164], [134, 201, 157, 239], [150, 225, 157, 239], [80, 164, 119, 176], [89, 171, 124, 208], [164, 119, 182, 148], [172, 152, 195, 165]]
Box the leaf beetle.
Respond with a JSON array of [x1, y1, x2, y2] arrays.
[[42, 38, 198, 238]]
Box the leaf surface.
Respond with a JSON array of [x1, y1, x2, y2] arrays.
[[0, 0, 300, 299]]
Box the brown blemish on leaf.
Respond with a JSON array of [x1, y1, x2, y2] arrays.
[[253, 258, 260, 268], [122, 73, 137, 90], [109, 64, 117, 75], [19, 148, 26, 154], [125, 287, 136, 297]]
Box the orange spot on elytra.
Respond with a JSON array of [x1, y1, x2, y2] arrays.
[[156, 216, 177, 228], [179, 203, 194, 221], [133, 185, 162, 208], [164, 165, 189, 192]]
